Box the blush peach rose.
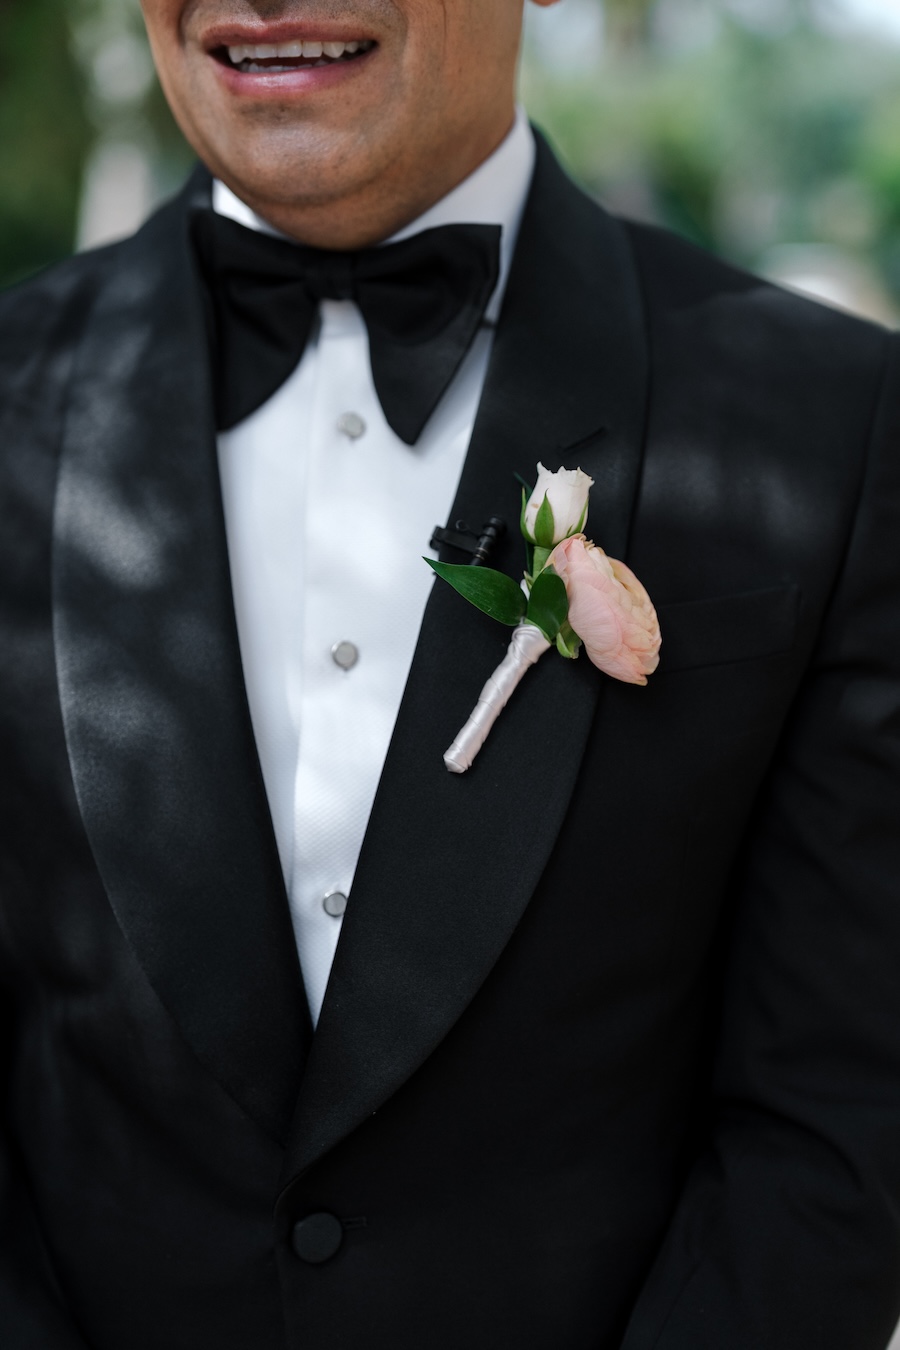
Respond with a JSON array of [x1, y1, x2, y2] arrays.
[[549, 535, 661, 684]]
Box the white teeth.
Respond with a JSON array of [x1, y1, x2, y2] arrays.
[[226, 38, 372, 66]]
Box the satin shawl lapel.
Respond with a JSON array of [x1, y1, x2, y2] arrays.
[[52, 172, 311, 1142], [281, 137, 650, 1181]]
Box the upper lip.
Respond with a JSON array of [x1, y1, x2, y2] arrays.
[[201, 20, 378, 52]]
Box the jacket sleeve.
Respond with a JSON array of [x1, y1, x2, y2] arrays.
[[0, 277, 96, 1350], [621, 332, 900, 1350], [0, 1001, 92, 1348]]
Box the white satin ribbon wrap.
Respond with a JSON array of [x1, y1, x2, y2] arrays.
[[444, 622, 552, 773]]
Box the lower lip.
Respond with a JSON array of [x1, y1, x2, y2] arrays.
[[210, 48, 376, 100]]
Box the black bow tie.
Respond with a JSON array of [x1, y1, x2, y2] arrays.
[[190, 211, 502, 445]]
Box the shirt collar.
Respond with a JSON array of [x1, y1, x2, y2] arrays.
[[212, 106, 535, 324]]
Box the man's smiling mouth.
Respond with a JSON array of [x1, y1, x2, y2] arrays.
[[219, 39, 376, 73]]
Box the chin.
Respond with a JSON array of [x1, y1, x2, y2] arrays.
[[201, 122, 396, 220]]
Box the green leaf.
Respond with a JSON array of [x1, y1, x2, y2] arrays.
[[425, 559, 526, 626], [519, 485, 534, 545], [526, 566, 569, 642], [533, 493, 556, 549], [555, 619, 582, 659]]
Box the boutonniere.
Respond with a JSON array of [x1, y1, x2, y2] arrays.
[[426, 464, 661, 773]]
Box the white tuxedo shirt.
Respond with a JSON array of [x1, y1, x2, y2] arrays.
[[215, 110, 535, 1020]]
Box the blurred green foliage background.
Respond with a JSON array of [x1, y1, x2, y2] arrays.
[[3, 0, 900, 320], [521, 0, 900, 319]]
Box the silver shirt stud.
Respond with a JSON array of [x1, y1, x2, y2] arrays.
[[331, 641, 359, 671], [323, 890, 348, 918], [336, 411, 367, 440]]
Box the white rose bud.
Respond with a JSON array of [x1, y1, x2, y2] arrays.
[[522, 463, 594, 548]]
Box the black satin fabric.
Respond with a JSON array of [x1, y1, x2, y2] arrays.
[[191, 211, 501, 443], [2, 141, 900, 1350]]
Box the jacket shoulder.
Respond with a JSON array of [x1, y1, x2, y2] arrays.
[[0, 164, 206, 379], [0, 244, 124, 375], [622, 217, 889, 365], [0, 241, 136, 521], [619, 215, 895, 481]]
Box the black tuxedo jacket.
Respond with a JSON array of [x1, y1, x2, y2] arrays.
[[3, 136, 900, 1350]]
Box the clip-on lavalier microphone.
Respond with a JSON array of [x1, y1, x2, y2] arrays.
[[429, 516, 506, 566]]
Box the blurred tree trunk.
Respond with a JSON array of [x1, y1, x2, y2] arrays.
[[604, 0, 656, 54]]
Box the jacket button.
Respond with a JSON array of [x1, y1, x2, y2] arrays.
[[291, 1213, 343, 1264]]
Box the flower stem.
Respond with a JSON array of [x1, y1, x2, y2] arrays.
[[532, 545, 552, 576], [444, 623, 552, 773]]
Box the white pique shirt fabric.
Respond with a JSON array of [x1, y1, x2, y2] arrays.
[[215, 109, 535, 1024]]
